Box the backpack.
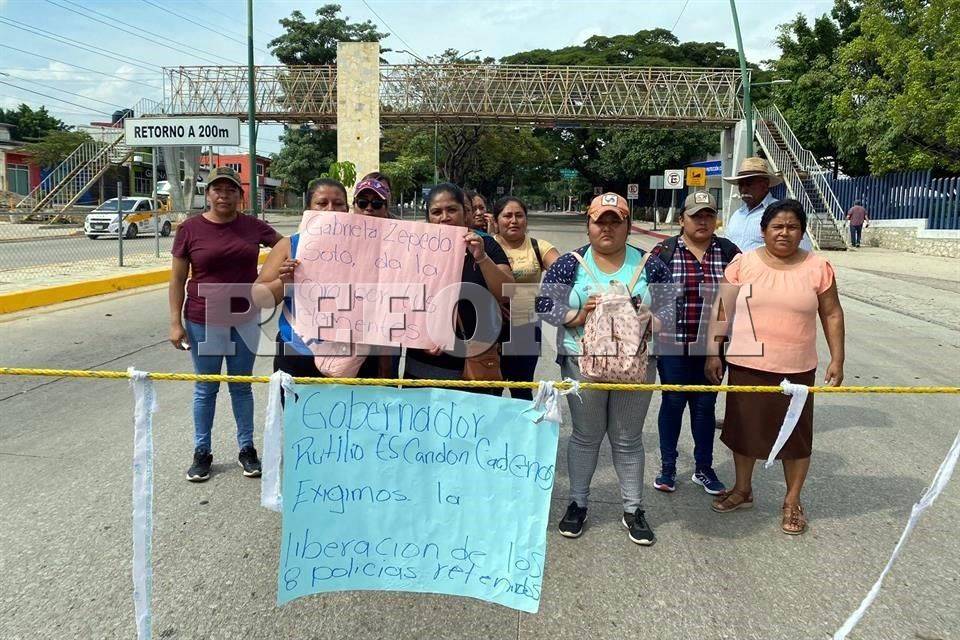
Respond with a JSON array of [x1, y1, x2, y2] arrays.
[[571, 252, 652, 383], [656, 235, 740, 266]]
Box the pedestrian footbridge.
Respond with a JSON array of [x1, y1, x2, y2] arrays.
[[17, 63, 846, 249]]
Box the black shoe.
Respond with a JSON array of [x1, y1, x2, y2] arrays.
[[558, 501, 588, 538], [186, 448, 212, 482], [238, 446, 262, 477], [622, 508, 655, 546]]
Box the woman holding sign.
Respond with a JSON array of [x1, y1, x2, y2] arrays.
[[253, 178, 350, 379], [493, 196, 560, 400], [536, 192, 672, 546], [404, 183, 514, 394], [169, 166, 281, 483]]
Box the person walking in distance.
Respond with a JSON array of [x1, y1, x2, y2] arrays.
[[845, 200, 869, 248]]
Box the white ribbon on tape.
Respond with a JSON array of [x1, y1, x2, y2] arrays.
[[128, 367, 156, 640], [833, 427, 960, 639], [529, 378, 581, 424], [261, 370, 293, 512], [763, 379, 810, 468]]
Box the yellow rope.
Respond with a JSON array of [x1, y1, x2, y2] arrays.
[[1, 367, 958, 394]]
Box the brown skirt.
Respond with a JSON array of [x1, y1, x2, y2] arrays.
[[721, 364, 816, 460]]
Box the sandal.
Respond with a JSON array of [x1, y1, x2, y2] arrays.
[[781, 503, 807, 535], [711, 488, 754, 513]]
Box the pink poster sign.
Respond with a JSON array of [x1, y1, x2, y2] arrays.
[[291, 211, 466, 351]]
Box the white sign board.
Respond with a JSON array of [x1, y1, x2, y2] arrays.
[[664, 169, 685, 190], [626, 183, 639, 199], [649, 176, 664, 190], [124, 117, 241, 147]]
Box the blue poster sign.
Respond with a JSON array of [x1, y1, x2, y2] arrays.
[[278, 384, 560, 613]]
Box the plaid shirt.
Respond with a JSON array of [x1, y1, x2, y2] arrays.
[[650, 236, 729, 346]]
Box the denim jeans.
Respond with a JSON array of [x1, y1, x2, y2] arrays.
[[850, 224, 863, 247], [185, 320, 260, 452], [656, 355, 718, 469]]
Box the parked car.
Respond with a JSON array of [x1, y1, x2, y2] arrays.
[[84, 197, 172, 239]]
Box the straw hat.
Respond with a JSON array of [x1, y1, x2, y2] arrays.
[[722, 157, 783, 187]]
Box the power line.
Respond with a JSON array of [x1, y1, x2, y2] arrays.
[[671, 0, 691, 32], [0, 74, 128, 110], [360, 0, 420, 59], [45, 0, 242, 66], [0, 17, 161, 73], [139, 0, 271, 56], [0, 80, 112, 117], [0, 44, 161, 90]]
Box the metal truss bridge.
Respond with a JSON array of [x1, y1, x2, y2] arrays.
[[154, 64, 744, 128]]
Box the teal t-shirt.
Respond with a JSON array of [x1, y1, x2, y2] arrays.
[[562, 246, 651, 355]]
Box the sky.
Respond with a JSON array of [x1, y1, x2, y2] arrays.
[[0, 0, 838, 155]]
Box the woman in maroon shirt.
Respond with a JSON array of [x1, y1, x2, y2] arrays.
[[168, 166, 281, 482]]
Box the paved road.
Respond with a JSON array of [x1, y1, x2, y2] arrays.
[[1, 216, 958, 639], [0, 218, 302, 271]]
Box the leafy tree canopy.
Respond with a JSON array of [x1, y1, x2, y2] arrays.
[[0, 104, 68, 141], [268, 4, 388, 65]]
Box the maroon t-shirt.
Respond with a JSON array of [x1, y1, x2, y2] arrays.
[[172, 214, 280, 325], [847, 205, 868, 226]]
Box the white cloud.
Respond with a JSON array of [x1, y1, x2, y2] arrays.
[[572, 26, 604, 46]]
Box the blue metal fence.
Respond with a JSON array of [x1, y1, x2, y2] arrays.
[[826, 171, 960, 229]]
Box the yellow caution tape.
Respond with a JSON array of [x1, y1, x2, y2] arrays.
[[1, 367, 958, 394]]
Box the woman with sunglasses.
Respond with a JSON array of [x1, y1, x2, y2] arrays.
[[353, 173, 393, 219]]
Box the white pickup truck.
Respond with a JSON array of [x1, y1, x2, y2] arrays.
[[84, 197, 173, 239]]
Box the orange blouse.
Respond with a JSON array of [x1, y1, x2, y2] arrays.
[[723, 250, 835, 374]]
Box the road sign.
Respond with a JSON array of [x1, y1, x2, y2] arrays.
[[690, 159, 723, 176], [496, 186, 505, 195], [649, 176, 664, 190], [124, 117, 241, 147], [593, 187, 603, 196], [686, 167, 707, 187], [559, 169, 578, 180], [626, 183, 639, 199], [664, 169, 685, 190]]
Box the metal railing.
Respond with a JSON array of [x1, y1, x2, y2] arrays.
[[760, 104, 845, 221]]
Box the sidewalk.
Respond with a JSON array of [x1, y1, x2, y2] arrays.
[[0, 221, 84, 243]]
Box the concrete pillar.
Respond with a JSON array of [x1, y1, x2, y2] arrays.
[[337, 42, 380, 192], [721, 121, 749, 225]]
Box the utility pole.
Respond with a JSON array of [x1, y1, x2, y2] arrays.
[[247, 0, 258, 217], [433, 122, 439, 185], [729, 0, 753, 157]]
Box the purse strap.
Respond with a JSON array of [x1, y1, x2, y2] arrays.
[[572, 249, 651, 294]]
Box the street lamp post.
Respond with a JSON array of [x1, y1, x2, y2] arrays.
[[247, 0, 258, 217], [729, 0, 753, 157]]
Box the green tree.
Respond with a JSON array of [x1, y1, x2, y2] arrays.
[[269, 126, 337, 194], [20, 130, 92, 167], [0, 104, 67, 140], [268, 4, 387, 65], [769, 2, 865, 174], [831, 0, 960, 174]]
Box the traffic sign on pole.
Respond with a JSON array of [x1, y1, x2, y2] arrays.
[[593, 186, 603, 196], [496, 186, 505, 195], [664, 169, 685, 190], [649, 176, 664, 190], [626, 183, 639, 200], [686, 167, 707, 187]]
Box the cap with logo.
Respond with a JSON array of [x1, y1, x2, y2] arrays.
[[353, 177, 391, 200], [683, 191, 718, 216], [205, 166, 243, 190], [587, 192, 630, 221]]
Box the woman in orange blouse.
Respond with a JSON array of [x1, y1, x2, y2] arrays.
[[706, 199, 845, 535]]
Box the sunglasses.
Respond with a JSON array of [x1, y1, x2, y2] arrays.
[[356, 198, 386, 210]]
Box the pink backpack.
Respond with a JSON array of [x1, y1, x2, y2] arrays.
[[572, 252, 652, 382]]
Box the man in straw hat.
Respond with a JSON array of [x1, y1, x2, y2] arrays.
[[722, 157, 812, 252]]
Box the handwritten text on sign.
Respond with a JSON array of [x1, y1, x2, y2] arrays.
[[278, 384, 560, 612], [292, 212, 466, 350]]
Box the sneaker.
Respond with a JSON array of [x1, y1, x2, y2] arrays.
[[653, 465, 677, 492], [558, 501, 588, 538], [622, 509, 656, 546], [186, 448, 212, 482], [692, 467, 726, 495], [238, 446, 262, 477]]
